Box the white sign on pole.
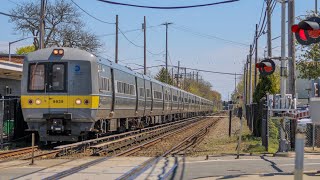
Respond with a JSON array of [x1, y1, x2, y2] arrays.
[[310, 97, 320, 124]]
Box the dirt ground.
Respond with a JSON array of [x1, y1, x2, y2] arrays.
[[187, 116, 252, 156]]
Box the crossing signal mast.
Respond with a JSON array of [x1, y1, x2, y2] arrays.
[[292, 16, 320, 45]]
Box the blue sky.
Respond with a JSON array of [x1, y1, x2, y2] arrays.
[[0, 0, 315, 100]]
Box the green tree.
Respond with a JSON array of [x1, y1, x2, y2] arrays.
[[155, 67, 173, 85], [16, 45, 35, 55]]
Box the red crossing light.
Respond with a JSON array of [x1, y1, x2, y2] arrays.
[[292, 16, 320, 45], [256, 59, 275, 76]]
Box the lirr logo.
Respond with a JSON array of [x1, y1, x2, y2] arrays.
[[74, 65, 80, 72]]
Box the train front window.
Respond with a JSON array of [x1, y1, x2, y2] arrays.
[[29, 64, 45, 91], [51, 64, 65, 91], [28, 63, 67, 92]]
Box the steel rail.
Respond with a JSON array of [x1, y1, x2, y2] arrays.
[[0, 146, 38, 159], [41, 116, 209, 180], [116, 119, 216, 180]]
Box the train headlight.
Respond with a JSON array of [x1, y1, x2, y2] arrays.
[[58, 49, 64, 55], [75, 99, 82, 105], [53, 49, 64, 55], [35, 99, 41, 105], [53, 49, 59, 55]]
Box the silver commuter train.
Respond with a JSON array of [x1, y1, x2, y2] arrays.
[[21, 47, 213, 142]]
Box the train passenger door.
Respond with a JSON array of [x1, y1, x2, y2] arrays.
[[150, 82, 153, 112], [135, 77, 138, 114], [111, 68, 115, 112], [47, 62, 68, 112]]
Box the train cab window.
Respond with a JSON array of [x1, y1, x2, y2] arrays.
[[29, 64, 45, 91], [51, 64, 65, 91]]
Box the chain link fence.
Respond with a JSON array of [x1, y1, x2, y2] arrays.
[[0, 97, 27, 148], [305, 123, 320, 147]]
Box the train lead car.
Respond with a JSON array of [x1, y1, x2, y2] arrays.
[[21, 47, 213, 143]]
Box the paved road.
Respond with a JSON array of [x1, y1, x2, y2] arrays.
[[0, 154, 320, 179], [173, 155, 320, 179]]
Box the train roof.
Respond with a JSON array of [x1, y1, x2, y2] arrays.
[[25, 47, 96, 62]]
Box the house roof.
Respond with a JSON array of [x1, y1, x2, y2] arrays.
[[0, 54, 24, 64]]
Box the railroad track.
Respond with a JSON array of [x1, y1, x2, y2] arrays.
[[116, 118, 219, 179], [0, 146, 38, 159], [54, 115, 212, 157], [41, 116, 221, 180]]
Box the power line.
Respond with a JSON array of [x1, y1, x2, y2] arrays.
[[172, 25, 249, 47], [71, 0, 114, 24], [257, 1, 266, 29], [0, 11, 38, 20], [118, 27, 165, 56], [132, 64, 243, 76], [97, 0, 240, 9], [97, 25, 161, 37]]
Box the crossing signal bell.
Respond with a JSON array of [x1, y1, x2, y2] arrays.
[[292, 16, 320, 45], [256, 59, 275, 76]]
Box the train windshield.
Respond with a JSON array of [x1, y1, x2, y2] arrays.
[[28, 63, 67, 92], [29, 64, 45, 91], [51, 64, 65, 91]]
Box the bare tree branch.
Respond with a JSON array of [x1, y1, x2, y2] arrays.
[[9, 0, 102, 52]]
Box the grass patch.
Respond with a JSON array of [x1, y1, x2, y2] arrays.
[[242, 119, 279, 154]]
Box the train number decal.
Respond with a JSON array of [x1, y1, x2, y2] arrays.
[[53, 99, 64, 103]]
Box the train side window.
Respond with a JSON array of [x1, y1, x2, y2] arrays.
[[173, 95, 177, 102], [139, 87, 145, 97], [146, 89, 151, 98], [29, 64, 45, 91], [99, 76, 110, 92], [130, 85, 135, 95], [153, 91, 162, 100]]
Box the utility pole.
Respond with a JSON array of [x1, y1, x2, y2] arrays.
[[288, 0, 296, 150], [143, 16, 146, 75], [316, 0, 318, 14], [177, 61, 180, 87], [279, 0, 288, 152], [249, 46, 253, 104], [162, 22, 173, 83], [254, 24, 258, 89], [172, 68, 174, 86], [115, 15, 119, 64], [267, 0, 272, 57], [39, 0, 46, 49], [243, 65, 247, 105], [235, 72, 237, 95], [245, 61, 249, 105], [184, 67, 186, 90], [196, 71, 199, 83], [288, 0, 295, 95]]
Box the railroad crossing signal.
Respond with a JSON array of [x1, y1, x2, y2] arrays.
[[292, 16, 320, 45], [256, 59, 275, 76]]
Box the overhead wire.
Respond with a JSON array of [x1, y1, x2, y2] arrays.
[[118, 27, 165, 56], [71, 0, 114, 24], [97, 0, 240, 9], [97, 25, 161, 37], [132, 64, 243, 76], [172, 25, 249, 47]]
